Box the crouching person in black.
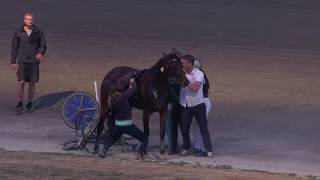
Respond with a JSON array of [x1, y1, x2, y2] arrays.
[[99, 79, 148, 159]]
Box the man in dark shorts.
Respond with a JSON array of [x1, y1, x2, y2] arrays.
[[11, 12, 47, 113]]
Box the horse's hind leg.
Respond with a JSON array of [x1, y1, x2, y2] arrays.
[[94, 118, 105, 154], [93, 99, 109, 154]]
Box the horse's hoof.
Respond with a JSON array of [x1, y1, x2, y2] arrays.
[[142, 153, 150, 159], [159, 154, 167, 161], [93, 146, 99, 155], [135, 153, 145, 160]]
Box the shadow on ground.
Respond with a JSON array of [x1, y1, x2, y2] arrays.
[[33, 91, 75, 111]]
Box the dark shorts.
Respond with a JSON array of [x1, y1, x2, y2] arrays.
[[17, 63, 39, 82]]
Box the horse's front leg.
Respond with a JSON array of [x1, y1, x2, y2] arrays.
[[159, 109, 168, 155], [142, 110, 151, 155]]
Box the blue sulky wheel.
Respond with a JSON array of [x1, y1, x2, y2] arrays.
[[61, 92, 100, 151], [61, 92, 100, 131]]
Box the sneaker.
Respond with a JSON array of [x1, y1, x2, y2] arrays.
[[207, 151, 213, 158], [180, 149, 188, 156], [190, 148, 201, 154], [15, 102, 23, 112], [169, 149, 178, 155], [26, 102, 34, 113], [194, 150, 207, 157]]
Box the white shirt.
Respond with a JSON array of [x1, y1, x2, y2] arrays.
[[180, 67, 205, 107], [26, 30, 32, 37]]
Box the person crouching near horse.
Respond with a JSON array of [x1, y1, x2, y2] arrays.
[[99, 79, 148, 159]]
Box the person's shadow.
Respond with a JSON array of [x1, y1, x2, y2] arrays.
[[33, 91, 75, 111]]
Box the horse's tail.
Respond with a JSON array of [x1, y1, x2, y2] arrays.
[[99, 78, 112, 123], [94, 78, 112, 152]]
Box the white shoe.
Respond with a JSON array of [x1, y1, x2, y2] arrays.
[[207, 152, 213, 158], [181, 149, 188, 156]]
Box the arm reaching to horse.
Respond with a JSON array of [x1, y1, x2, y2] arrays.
[[185, 73, 203, 92], [123, 79, 138, 98], [186, 81, 201, 92]]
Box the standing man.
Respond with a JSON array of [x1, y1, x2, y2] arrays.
[[166, 80, 183, 154], [11, 12, 47, 112], [180, 55, 213, 157], [192, 58, 212, 156]]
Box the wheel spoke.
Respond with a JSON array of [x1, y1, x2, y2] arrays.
[[80, 107, 97, 111], [66, 111, 79, 121], [66, 103, 79, 110], [79, 94, 84, 109]]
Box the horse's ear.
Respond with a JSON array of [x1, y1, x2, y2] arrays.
[[171, 48, 177, 53], [171, 48, 182, 58]]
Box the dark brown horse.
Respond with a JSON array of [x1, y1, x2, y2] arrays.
[[94, 49, 188, 154]]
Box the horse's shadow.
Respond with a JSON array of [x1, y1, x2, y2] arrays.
[[33, 91, 75, 111]]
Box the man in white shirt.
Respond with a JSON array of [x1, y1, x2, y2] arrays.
[[192, 58, 212, 155], [180, 55, 213, 157]]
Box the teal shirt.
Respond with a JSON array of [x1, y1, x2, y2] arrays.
[[115, 119, 134, 126]]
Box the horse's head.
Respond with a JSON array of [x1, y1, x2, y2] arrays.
[[156, 48, 189, 87]]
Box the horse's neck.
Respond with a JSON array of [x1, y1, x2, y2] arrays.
[[149, 61, 161, 73], [146, 65, 167, 89]]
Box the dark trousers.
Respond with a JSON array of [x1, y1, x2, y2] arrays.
[[181, 103, 213, 152], [107, 112, 115, 130], [170, 103, 183, 153], [103, 124, 148, 153]]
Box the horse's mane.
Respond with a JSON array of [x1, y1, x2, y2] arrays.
[[150, 53, 180, 70]]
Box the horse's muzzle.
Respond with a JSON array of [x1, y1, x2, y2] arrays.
[[181, 78, 189, 87]]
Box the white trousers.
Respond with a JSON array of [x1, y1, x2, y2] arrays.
[[191, 98, 212, 152]]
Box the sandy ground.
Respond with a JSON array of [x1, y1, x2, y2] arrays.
[[0, 149, 308, 180], [0, 0, 320, 179]]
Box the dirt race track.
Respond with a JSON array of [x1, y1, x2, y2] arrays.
[[0, 0, 320, 179], [0, 149, 311, 180]]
